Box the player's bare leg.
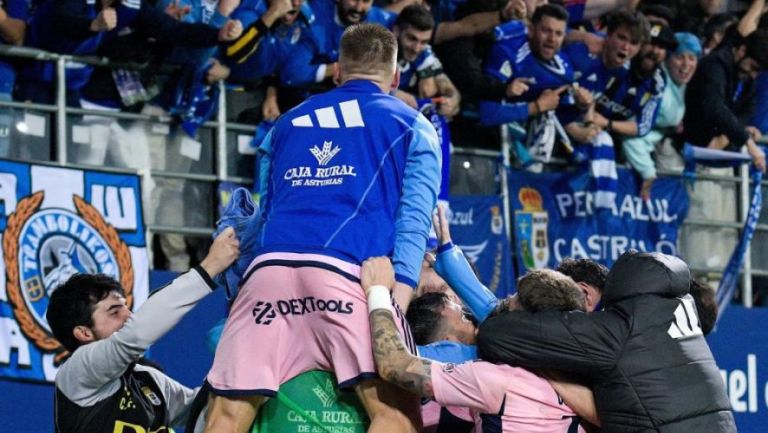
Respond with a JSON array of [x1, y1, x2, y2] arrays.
[[355, 379, 422, 433], [203, 394, 267, 433]]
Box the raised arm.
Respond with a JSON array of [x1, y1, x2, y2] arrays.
[[56, 229, 239, 404]]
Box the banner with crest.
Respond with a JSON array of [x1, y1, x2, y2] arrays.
[[0, 160, 148, 382], [509, 167, 689, 275]]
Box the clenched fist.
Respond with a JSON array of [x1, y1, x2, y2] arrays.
[[218, 19, 243, 41]]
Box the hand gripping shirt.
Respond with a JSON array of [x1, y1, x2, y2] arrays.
[[431, 360, 585, 433], [256, 79, 441, 287]]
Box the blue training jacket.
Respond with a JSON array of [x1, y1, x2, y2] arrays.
[[256, 79, 441, 287]]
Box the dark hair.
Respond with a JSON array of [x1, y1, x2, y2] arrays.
[[604, 10, 650, 44], [690, 279, 717, 336], [396, 4, 434, 32], [517, 269, 586, 312], [745, 28, 768, 70], [406, 292, 451, 345], [46, 273, 125, 352], [702, 12, 737, 42], [555, 258, 608, 294], [340, 24, 398, 75], [640, 4, 676, 25], [531, 3, 569, 26]]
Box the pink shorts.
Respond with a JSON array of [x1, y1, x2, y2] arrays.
[[206, 253, 415, 396]]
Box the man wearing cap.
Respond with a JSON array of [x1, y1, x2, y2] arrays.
[[623, 32, 701, 199]]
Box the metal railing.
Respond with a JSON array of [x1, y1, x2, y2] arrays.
[[1, 45, 765, 306]]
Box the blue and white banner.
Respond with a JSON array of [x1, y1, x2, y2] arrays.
[[508, 167, 689, 272], [448, 196, 514, 297], [708, 305, 768, 433], [0, 160, 149, 382]]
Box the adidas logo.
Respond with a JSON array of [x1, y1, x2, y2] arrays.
[[292, 99, 365, 128], [310, 141, 341, 166]]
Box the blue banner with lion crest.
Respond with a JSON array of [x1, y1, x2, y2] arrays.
[[508, 167, 689, 275], [0, 160, 148, 382]]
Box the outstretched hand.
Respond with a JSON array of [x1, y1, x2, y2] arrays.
[[431, 204, 453, 247], [200, 227, 240, 278]]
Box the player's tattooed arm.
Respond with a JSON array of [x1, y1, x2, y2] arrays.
[[370, 309, 435, 398]]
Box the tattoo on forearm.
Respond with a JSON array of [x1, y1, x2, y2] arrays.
[[370, 310, 434, 398]]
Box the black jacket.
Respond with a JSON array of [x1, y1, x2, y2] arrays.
[[477, 251, 736, 433], [683, 44, 755, 149]]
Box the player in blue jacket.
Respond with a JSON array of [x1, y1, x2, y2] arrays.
[[202, 24, 440, 433]]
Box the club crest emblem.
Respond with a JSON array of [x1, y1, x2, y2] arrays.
[[3, 191, 133, 356], [515, 187, 549, 269]]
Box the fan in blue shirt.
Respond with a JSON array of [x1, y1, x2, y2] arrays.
[[558, 10, 648, 143], [394, 5, 460, 118], [0, 0, 28, 158], [479, 4, 584, 127], [278, 0, 395, 90], [579, 21, 675, 139]]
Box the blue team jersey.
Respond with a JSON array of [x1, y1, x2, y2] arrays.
[[278, 0, 394, 86], [0, 0, 28, 94], [310, 0, 395, 62], [563, 43, 666, 135], [397, 46, 443, 93], [256, 79, 441, 287], [229, 3, 320, 84], [479, 31, 575, 125], [607, 67, 666, 136], [558, 42, 630, 125]]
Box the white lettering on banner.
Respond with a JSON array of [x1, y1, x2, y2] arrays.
[[90, 185, 138, 230], [0, 173, 18, 215], [0, 317, 31, 366], [554, 192, 678, 222], [553, 235, 676, 262], [448, 208, 474, 226], [720, 354, 761, 413]]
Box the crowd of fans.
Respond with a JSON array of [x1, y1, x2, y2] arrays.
[[0, 0, 766, 186], [1, 0, 768, 270]]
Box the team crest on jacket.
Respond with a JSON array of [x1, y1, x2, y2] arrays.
[[3, 191, 133, 354]]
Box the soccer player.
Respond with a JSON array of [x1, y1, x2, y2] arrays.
[[202, 23, 441, 433], [46, 228, 240, 433], [477, 250, 737, 432], [362, 257, 596, 432]]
